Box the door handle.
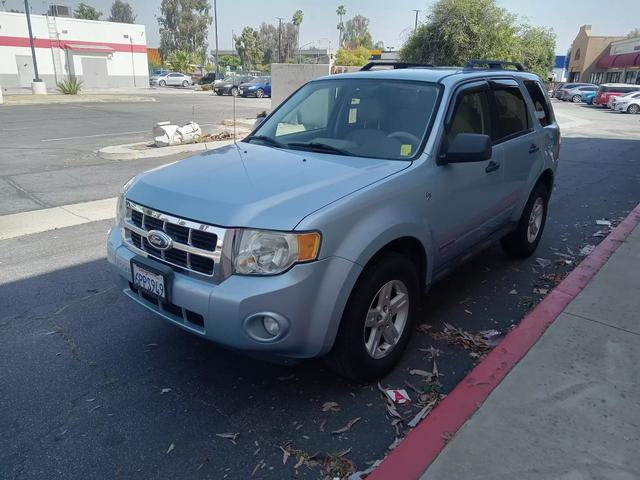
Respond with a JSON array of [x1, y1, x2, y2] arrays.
[[528, 144, 540, 154], [485, 160, 500, 173]]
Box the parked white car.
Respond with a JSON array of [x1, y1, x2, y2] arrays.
[[614, 92, 640, 114], [150, 72, 192, 88]]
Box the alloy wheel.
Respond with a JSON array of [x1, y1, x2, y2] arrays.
[[363, 280, 410, 359], [527, 197, 545, 244]]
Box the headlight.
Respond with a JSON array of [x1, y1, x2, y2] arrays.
[[116, 176, 137, 226], [233, 229, 321, 275]]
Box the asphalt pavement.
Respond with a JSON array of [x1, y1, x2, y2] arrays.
[[1, 99, 640, 479]]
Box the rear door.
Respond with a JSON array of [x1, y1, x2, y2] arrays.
[[493, 79, 547, 217]]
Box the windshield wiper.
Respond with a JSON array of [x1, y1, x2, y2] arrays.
[[245, 135, 286, 148], [287, 141, 354, 156]]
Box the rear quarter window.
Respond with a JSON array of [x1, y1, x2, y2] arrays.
[[524, 80, 552, 127]]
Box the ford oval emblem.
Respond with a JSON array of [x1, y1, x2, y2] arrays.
[[147, 230, 173, 251]]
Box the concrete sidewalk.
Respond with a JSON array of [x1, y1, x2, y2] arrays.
[[421, 223, 640, 480]]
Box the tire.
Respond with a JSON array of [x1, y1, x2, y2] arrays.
[[216, 91, 223, 96], [628, 104, 640, 115], [572, 94, 582, 103], [256, 88, 264, 98], [326, 252, 418, 382], [501, 182, 549, 258], [158, 80, 166, 87], [182, 80, 189, 87], [231, 87, 239, 97]]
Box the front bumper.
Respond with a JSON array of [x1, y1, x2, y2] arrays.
[[107, 226, 361, 358]]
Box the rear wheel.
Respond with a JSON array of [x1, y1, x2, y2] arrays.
[[501, 182, 549, 258], [572, 94, 582, 103], [326, 252, 418, 382], [182, 80, 189, 87], [628, 104, 640, 114], [256, 88, 265, 98], [158, 80, 166, 87], [231, 87, 239, 97]]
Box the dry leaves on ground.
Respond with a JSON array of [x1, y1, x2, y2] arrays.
[[330, 417, 361, 435]]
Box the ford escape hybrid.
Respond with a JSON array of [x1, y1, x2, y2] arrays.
[[107, 60, 560, 381]]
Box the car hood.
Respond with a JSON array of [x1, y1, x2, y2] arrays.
[[126, 143, 410, 230]]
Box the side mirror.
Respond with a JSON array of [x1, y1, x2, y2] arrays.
[[439, 133, 492, 164], [253, 116, 266, 129]]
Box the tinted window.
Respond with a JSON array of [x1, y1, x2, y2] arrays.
[[524, 80, 552, 127], [447, 90, 491, 143], [492, 85, 530, 141]]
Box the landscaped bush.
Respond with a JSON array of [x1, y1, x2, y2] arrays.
[[201, 83, 214, 91], [57, 78, 83, 95]]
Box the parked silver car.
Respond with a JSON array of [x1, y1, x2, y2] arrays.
[[150, 72, 192, 88], [108, 61, 560, 381]]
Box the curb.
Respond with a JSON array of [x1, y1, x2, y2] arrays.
[[98, 139, 235, 160], [368, 202, 640, 480], [1, 95, 157, 106]]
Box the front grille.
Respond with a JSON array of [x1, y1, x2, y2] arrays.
[[122, 200, 226, 277]]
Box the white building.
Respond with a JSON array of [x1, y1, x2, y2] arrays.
[[0, 11, 148, 89]]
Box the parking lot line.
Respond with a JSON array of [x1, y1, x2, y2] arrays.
[[0, 197, 116, 240]]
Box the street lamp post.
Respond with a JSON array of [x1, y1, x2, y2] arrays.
[[213, 0, 219, 78], [412, 9, 421, 32], [24, 0, 45, 93], [276, 17, 283, 63]]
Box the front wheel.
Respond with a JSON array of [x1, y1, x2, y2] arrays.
[[256, 88, 264, 98], [326, 252, 418, 382], [231, 87, 239, 97], [182, 80, 189, 87], [501, 182, 549, 258], [572, 94, 582, 103], [628, 104, 640, 114], [158, 80, 166, 87]]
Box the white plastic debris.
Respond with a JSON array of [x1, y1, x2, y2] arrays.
[[579, 244, 595, 256], [596, 219, 612, 227], [535, 258, 552, 268], [385, 389, 411, 404], [153, 121, 202, 147]]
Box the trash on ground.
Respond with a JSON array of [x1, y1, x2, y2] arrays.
[[160, 388, 171, 394], [596, 219, 612, 227], [408, 396, 440, 428], [166, 443, 175, 454], [509, 289, 518, 294], [480, 329, 504, 346], [385, 389, 411, 404], [593, 230, 607, 238], [153, 121, 201, 147], [216, 432, 239, 444], [331, 417, 361, 435], [579, 244, 595, 256], [321, 401, 340, 412], [431, 323, 495, 353], [535, 257, 552, 268], [533, 287, 549, 295]]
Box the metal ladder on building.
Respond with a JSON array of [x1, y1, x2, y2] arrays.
[[46, 15, 64, 85]]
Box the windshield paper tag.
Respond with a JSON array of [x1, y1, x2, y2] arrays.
[[400, 144, 412, 156], [348, 108, 357, 124]]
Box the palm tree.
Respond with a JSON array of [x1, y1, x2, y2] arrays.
[[336, 5, 346, 48], [166, 50, 198, 74], [292, 9, 304, 63]]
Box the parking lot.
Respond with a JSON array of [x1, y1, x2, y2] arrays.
[[1, 98, 639, 479]]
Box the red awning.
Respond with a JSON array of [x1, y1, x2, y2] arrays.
[[597, 55, 616, 68], [61, 42, 115, 54], [598, 52, 640, 69]]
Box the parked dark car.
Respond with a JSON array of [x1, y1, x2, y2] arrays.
[[214, 75, 256, 96], [239, 76, 271, 98], [198, 72, 225, 85]]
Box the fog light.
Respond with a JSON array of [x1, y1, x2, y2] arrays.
[[263, 316, 280, 336]]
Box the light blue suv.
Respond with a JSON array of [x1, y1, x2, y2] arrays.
[[107, 60, 560, 381]]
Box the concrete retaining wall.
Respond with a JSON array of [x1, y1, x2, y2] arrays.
[[270, 63, 331, 108]]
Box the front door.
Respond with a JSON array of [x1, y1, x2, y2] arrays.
[[428, 81, 510, 266], [81, 57, 108, 88]]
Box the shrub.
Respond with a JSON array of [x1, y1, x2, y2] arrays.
[[200, 83, 214, 91], [57, 78, 83, 95]]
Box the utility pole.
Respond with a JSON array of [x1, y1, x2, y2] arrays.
[[213, 0, 219, 78], [412, 9, 420, 32], [276, 17, 283, 63], [24, 0, 40, 82]]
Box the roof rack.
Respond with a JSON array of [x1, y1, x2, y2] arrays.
[[463, 59, 525, 71], [360, 61, 434, 71]]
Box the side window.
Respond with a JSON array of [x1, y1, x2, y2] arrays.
[[447, 89, 491, 143], [524, 80, 552, 127], [492, 85, 530, 141]]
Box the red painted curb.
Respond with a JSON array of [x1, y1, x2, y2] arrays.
[[368, 203, 640, 480]]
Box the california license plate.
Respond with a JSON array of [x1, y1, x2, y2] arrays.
[[132, 261, 167, 301]]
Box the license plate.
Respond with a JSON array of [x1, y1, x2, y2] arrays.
[[132, 262, 167, 301]]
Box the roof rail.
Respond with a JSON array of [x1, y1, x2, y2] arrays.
[[463, 59, 525, 71], [360, 61, 434, 71]]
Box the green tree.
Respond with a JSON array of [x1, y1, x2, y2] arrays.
[[400, 0, 555, 78], [158, 0, 212, 59], [343, 14, 373, 49], [292, 9, 304, 62], [216, 54, 241, 72], [235, 27, 264, 70], [334, 46, 371, 66], [517, 26, 556, 79], [74, 2, 102, 20], [165, 50, 198, 73], [627, 28, 640, 39], [336, 5, 346, 47], [108, 0, 136, 23]]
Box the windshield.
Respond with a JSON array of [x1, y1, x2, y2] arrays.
[[248, 78, 440, 160]]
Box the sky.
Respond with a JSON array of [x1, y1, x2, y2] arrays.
[[4, 0, 639, 54]]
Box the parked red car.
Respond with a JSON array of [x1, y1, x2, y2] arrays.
[[594, 83, 640, 107]]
